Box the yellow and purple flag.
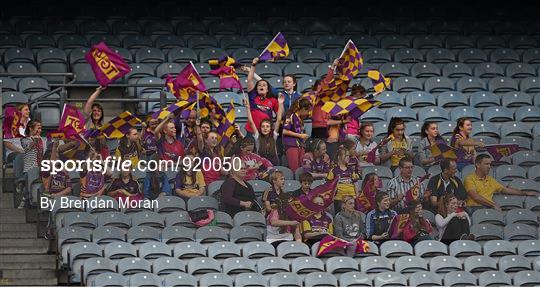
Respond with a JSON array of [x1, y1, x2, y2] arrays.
[[47, 104, 86, 140], [284, 178, 338, 222], [99, 111, 141, 139], [317, 78, 350, 103], [85, 42, 131, 87], [367, 70, 391, 93], [404, 173, 431, 205], [151, 100, 192, 120], [430, 142, 467, 161], [216, 100, 236, 146], [316, 235, 352, 257], [485, 144, 520, 162], [259, 32, 289, 62], [321, 97, 381, 118], [355, 239, 371, 254], [336, 40, 363, 81], [2, 106, 22, 139], [166, 62, 207, 101], [208, 56, 243, 91], [389, 214, 410, 240]]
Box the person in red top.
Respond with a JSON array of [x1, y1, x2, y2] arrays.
[[155, 114, 184, 163], [402, 200, 434, 245], [234, 136, 273, 181], [245, 57, 279, 135]]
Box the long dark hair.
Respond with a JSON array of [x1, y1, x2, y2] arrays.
[[91, 103, 104, 126], [387, 117, 405, 137], [420, 121, 443, 141], [254, 79, 275, 99], [361, 172, 378, 192], [118, 127, 143, 155], [258, 119, 276, 159], [407, 200, 427, 233], [453, 117, 469, 135]]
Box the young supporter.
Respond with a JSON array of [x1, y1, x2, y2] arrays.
[[418, 121, 443, 168], [311, 59, 339, 139], [435, 194, 473, 244], [175, 109, 197, 148], [365, 192, 397, 244], [344, 84, 367, 144], [79, 150, 108, 199], [450, 117, 485, 170], [402, 200, 433, 245], [5, 103, 31, 199], [107, 166, 144, 203], [223, 124, 244, 157], [245, 94, 284, 165], [174, 154, 206, 200], [220, 161, 260, 216], [141, 117, 159, 159], [343, 139, 362, 176], [326, 148, 360, 213], [302, 138, 331, 180], [465, 154, 535, 212], [281, 74, 301, 111], [19, 120, 45, 208], [387, 157, 428, 212], [197, 129, 226, 186], [83, 86, 106, 130], [334, 196, 366, 255], [155, 116, 185, 163], [245, 57, 279, 136], [263, 170, 286, 213], [356, 172, 381, 213], [115, 127, 144, 168], [282, 98, 312, 172], [379, 117, 413, 171], [326, 114, 349, 160], [235, 136, 273, 181], [355, 122, 380, 166], [427, 158, 467, 212], [291, 172, 314, 197], [301, 196, 334, 246]]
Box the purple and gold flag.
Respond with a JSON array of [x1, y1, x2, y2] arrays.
[[367, 70, 391, 93], [2, 106, 22, 139], [151, 100, 192, 120], [355, 239, 371, 254], [259, 32, 289, 62], [336, 40, 363, 81], [284, 178, 338, 222], [404, 173, 431, 205], [99, 111, 141, 139], [366, 136, 391, 164], [317, 77, 350, 103], [85, 42, 131, 87], [216, 100, 236, 146], [166, 63, 207, 101], [321, 97, 381, 118], [389, 214, 410, 240], [430, 142, 467, 161], [208, 56, 243, 91], [316, 235, 352, 257], [485, 144, 520, 162]]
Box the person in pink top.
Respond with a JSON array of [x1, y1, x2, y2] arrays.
[[245, 57, 279, 135], [235, 136, 273, 181]]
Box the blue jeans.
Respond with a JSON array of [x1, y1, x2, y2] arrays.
[[143, 172, 172, 199]]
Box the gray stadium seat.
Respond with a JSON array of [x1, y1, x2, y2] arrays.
[[409, 271, 443, 286], [128, 273, 162, 287], [380, 63, 410, 78], [394, 48, 423, 63], [392, 77, 423, 93], [242, 241, 275, 259], [167, 47, 198, 63], [405, 91, 436, 108], [518, 240, 540, 257], [138, 241, 172, 259], [269, 272, 302, 287], [520, 77, 540, 93], [450, 106, 481, 121], [496, 165, 527, 181], [506, 62, 537, 78], [417, 106, 450, 122], [470, 223, 503, 240], [304, 272, 338, 287], [187, 257, 221, 275], [173, 242, 206, 259], [234, 273, 268, 287], [104, 241, 137, 260], [414, 240, 448, 257], [61, 212, 96, 229], [493, 194, 525, 210], [153, 196, 185, 213], [82, 258, 116, 285], [464, 256, 498, 273], [443, 271, 477, 286], [363, 48, 392, 64], [165, 211, 194, 228], [118, 257, 152, 275], [130, 211, 165, 229], [483, 240, 516, 257], [527, 167, 540, 182], [233, 211, 266, 228], [91, 272, 127, 287], [161, 226, 195, 244], [514, 270, 540, 286], [426, 48, 457, 63], [506, 209, 538, 226], [377, 91, 405, 107], [154, 35, 185, 49], [163, 272, 197, 286], [499, 255, 532, 272], [458, 48, 488, 64], [199, 273, 234, 287], [214, 211, 234, 229], [277, 241, 310, 259], [360, 256, 393, 273], [223, 257, 257, 275], [394, 256, 428, 273], [504, 223, 538, 240], [502, 92, 533, 107], [339, 271, 371, 287], [471, 93, 502, 109], [515, 106, 540, 122], [442, 62, 473, 78], [474, 62, 504, 78], [208, 242, 241, 259], [187, 196, 219, 211], [195, 226, 229, 243], [152, 257, 186, 275], [66, 242, 103, 268], [478, 271, 512, 286], [291, 256, 325, 274], [230, 226, 264, 243], [437, 91, 468, 108], [325, 257, 359, 274], [429, 256, 462, 273], [127, 226, 160, 244], [510, 179, 540, 193], [257, 257, 290, 275], [386, 106, 417, 121], [373, 272, 407, 286], [92, 226, 126, 245], [360, 107, 387, 122], [456, 77, 487, 93], [380, 240, 414, 258], [472, 209, 505, 226]]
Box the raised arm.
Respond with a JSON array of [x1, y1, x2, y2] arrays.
[[244, 97, 259, 135], [154, 114, 173, 140], [273, 93, 285, 134], [247, 58, 259, 92], [83, 86, 105, 116]]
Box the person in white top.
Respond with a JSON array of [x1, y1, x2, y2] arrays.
[[435, 194, 474, 244]]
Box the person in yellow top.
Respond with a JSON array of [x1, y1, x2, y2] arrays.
[[301, 196, 334, 246], [379, 117, 413, 171], [464, 154, 535, 212], [326, 148, 360, 213]]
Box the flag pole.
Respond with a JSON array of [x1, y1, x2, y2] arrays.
[[337, 39, 352, 60], [258, 32, 281, 58]]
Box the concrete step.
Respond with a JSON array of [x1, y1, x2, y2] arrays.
[[0, 223, 36, 232], [0, 230, 37, 238], [0, 209, 25, 220], [0, 238, 49, 248], [0, 255, 55, 270], [0, 277, 57, 286], [0, 269, 56, 279], [0, 246, 48, 254]]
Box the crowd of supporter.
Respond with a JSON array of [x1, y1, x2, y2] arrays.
[[4, 56, 536, 247]]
